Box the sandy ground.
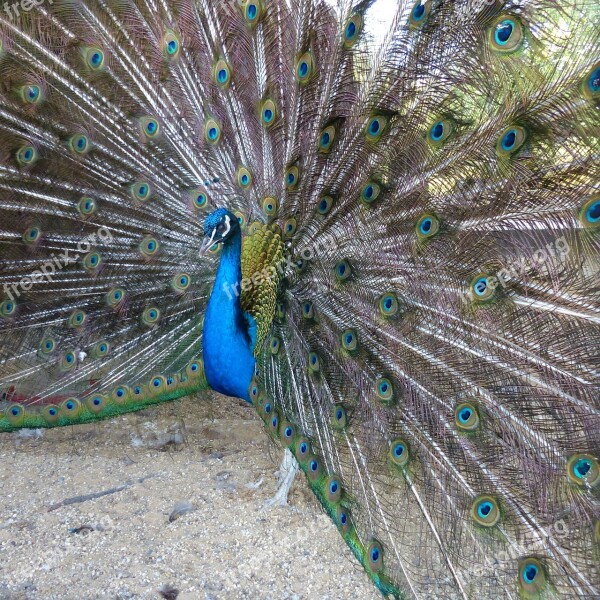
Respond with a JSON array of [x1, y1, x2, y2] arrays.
[[0, 393, 380, 600]]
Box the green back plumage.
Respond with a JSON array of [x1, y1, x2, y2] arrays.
[[1, 0, 599, 598]]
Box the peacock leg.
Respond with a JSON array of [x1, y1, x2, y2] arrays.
[[263, 448, 299, 508]]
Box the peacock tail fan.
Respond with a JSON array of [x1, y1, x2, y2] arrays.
[[0, 0, 599, 598]]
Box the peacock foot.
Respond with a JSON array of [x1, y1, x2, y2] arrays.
[[263, 448, 299, 508]]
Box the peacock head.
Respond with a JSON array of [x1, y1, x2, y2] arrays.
[[200, 208, 240, 255]]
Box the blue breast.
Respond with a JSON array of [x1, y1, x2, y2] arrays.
[[202, 230, 255, 402]]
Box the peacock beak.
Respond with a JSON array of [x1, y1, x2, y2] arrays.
[[199, 229, 218, 257]]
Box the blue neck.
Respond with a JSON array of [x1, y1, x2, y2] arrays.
[[202, 229, 255, 401]]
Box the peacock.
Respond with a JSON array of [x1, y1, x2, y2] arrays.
[[0, 0, 598, 597]]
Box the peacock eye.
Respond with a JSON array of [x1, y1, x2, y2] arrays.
[[428, 119, 453, 145], [409, 0, 432, 27], [496, 126, 526, 156], [489, 15, 524, 53], [296, 50, 314, 84], [343, 14, 363, 48]]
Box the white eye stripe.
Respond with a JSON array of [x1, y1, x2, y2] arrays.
[[222, 214, 231, 238]]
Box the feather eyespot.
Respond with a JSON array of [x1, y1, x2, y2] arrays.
[[22, 226, 41, 245], [378, 292, 398, 317], [91, 341, 110, 359], [334, 260, 352, 283], [583, 62, 600, 99], [302, 301, 314, 319], [60, 398, 82, 418], [280, 421, 295, 447], [39, 338, 56, 355], [106, 287, 126, 308], [497, 126, 526, 155], [390, 440, 409, 467], [186, 360, 204, 379], [296, 438, 311, 462], [112, 386, 132, 404], [68, 310, 87, 329], [428, 119, 453, 144], [6, 403, 25, 425], [360, 181, 381, 205], [86, 395, 107, 414], [69, 134, 90, 155], [268, 412, 280, 434], [261, 402, 273, 421], [416, 214, 440, 239], [470, 274, 496, 302], [308, 352, 320, 373], [244, 1, 263, 25], [375, 377, 393, 403], [190, 189, 209, 210], [332, 405, 347, 430], [42, 405, 60, 424], [325, 476, 342, 503], [16, 144, 38, 166], [131, 181, 152, 202], [471, 496, 500, 527], [214, 59, 231, 88], [296, 51, 314, 84], [60, 350, 77, 371], [283, 218, 297, 239], [341, 329, 358, 352], [20, 84, 42, 105], [319, 124, 337, 154], [409, 1, 431, 27], [83, 47, 105, 71], [307, 456, 322, 480], [336, 506, 350, 534], [139, 116, 160, 140], [163, 31, 181, 59], [335, 260, 352, 282], [82, 251, 102, 271], [149, 376, 167, 395], [78, 197, 97, 217], [366, 540, 384, 573], [139, 235, 159, 257], [262, 197, 278, 217], [317, 195, 334, 215], [260, 99, 277, 127], [248, 381, 259, 401], [579, 194, 600, 228], [285, 164, 300, 190], [455, 402, 480, 431], [233, 212, 247, 229], [567, 454, 599, 486], [490, 16, 524, 53], [343, 14, 363, 48], [236, 166, 253, 189], [365, 115, 389, 143], [270, 337, 281, 354], [0, 300, 17, 318], [205, 118, 222, 145], [142, 307, 161, 326], [171, 273, 191, 294], [518, 558, 547, 593]]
